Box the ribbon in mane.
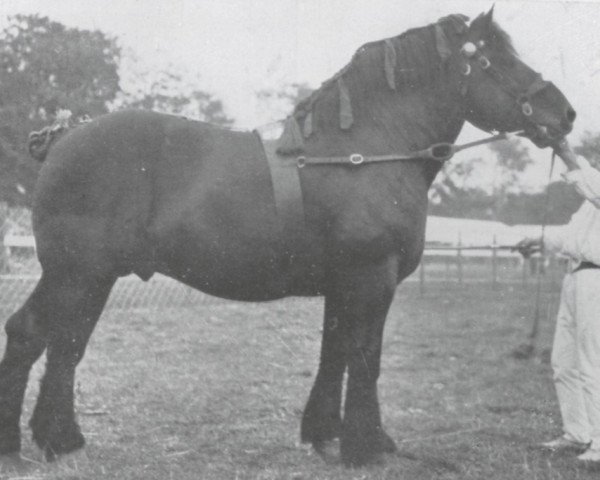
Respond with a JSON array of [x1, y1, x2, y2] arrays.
[[275, 13, 470, 155], [384, 39, 397, 90], [303, 111, 313, 138], [338, 78, 353, 130], [276, 116, 305, 155]]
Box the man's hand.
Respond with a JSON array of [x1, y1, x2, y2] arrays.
[[553, 138, 579, 171], [513, 237, 543, 258]]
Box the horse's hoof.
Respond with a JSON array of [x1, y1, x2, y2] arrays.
[[313, 439, 340, 465], [47, 449, 90, 473], [0, 452, 25, 474], [379, 430, 398, 453]]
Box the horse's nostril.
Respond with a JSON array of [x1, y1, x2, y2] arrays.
[[566, 107, 576, 124]]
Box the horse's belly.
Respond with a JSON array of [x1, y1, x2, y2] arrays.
[[155, 237, 325, 301]]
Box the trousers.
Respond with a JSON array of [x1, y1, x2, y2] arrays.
[[552, 269, 600, 446]]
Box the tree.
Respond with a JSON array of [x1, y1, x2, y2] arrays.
[[574, 131, 600, 165], [0, 14, 121, 149], [499, 182, 582, 225], [256, 82, 313, 122], [116, 54, 234, 127], [429, 156, 495, 219], [430, 137, 533, 220], [486, 138, 532, 217]]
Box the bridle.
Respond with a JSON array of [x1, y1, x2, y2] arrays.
[[458, 40, 553, 120], [296, 39, 552, 169]]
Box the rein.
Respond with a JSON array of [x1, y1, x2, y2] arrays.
[[296, 130, 525, 168]]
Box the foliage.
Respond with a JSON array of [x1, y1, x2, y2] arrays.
[[429, 156, 494, 220], [499, 182, 582, 225], [0, 14, 121, 147], [0, 14, 121, 205], [0, 15, 235, 205], [116, 54, 234, 126], [429, 137, 586, 224], [573, 131, 600, 167], [0, 138, 32, 205], [255, 82, 313, 124]]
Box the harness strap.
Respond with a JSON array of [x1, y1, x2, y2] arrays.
[[256, 132, 306, 246], [296, 131, 523, 168]]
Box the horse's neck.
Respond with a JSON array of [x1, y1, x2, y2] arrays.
[[304, 79, 465, 159]]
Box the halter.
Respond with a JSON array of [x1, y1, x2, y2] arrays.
[[459, 40, 553, 118], [296, 40, 549, 169]]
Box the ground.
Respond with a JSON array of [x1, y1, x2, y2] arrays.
[[1, 274, 599, 479]]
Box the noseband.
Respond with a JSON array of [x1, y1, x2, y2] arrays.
[[459, 41, 552, 119]]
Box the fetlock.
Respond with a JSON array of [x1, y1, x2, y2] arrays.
[[30, 412, 85, 461]]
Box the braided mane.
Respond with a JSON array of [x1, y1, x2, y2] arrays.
[[276, 14, 471, 154], [276, 14, 520, 155]]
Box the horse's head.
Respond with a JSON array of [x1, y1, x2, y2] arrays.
[[458, 7, 575, 148]]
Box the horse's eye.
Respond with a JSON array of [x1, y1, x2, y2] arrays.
[[461, 42, 477, 57]]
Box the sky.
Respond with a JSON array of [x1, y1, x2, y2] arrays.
[[1, 0, 600, 189]]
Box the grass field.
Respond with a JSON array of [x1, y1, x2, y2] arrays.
[[1, 275, 599, 479]]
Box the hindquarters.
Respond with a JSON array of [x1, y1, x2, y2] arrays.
[[32, 110, 168, 280]]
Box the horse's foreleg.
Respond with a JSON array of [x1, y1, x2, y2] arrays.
[[333, 261, 398, 467], [0, 287, 48, 455], [301, 296, 346, 459], [28, 271, 115, 461]]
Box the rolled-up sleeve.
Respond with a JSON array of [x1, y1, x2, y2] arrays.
[[544, 225, 568, 253], [563, 156, 600, 208]]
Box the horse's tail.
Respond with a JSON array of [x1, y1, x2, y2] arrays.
[[28, 110, 92, 162], [28, 124, 66, 162]]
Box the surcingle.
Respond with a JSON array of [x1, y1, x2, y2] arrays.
[[276, 115, 305, 155]]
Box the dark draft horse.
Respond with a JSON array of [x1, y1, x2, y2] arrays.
[[0, 9, 575, 467]]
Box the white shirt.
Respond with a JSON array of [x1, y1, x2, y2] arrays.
[[545, 156, 600, 265]]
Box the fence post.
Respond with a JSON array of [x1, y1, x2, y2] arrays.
[[457, 233, 463, 287], [492, 234, 498, 289], [0, 202, 9, 274], [522, 257, 528, 287]]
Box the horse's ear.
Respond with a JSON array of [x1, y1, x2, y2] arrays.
[[469, 6, 494, 37], [483, 5, 495, 31]]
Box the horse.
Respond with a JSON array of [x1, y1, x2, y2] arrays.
[[0, 8, 575, 467]]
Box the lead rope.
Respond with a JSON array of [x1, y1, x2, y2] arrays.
[[514, 150, 556, 359]]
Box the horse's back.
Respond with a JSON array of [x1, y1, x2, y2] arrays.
[[32, 110, 292, 297]]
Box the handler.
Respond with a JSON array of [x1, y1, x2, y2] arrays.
[[516, 149, 600, 463]]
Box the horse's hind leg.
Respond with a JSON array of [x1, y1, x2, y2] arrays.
[[26, 270, 115, 461], [0, 283, 49, 455], [301, 297, 345, 460]]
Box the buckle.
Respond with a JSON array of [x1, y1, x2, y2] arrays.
[[349, 153, 364, 165]]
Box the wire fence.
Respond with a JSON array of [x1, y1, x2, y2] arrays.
[[0, 205, 567, 316]]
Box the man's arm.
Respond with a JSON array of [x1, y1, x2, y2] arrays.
[[555, 138, 600, 207], [563, 156, 600, 208]]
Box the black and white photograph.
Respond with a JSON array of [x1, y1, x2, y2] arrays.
[[1, 0, 600, 478]]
